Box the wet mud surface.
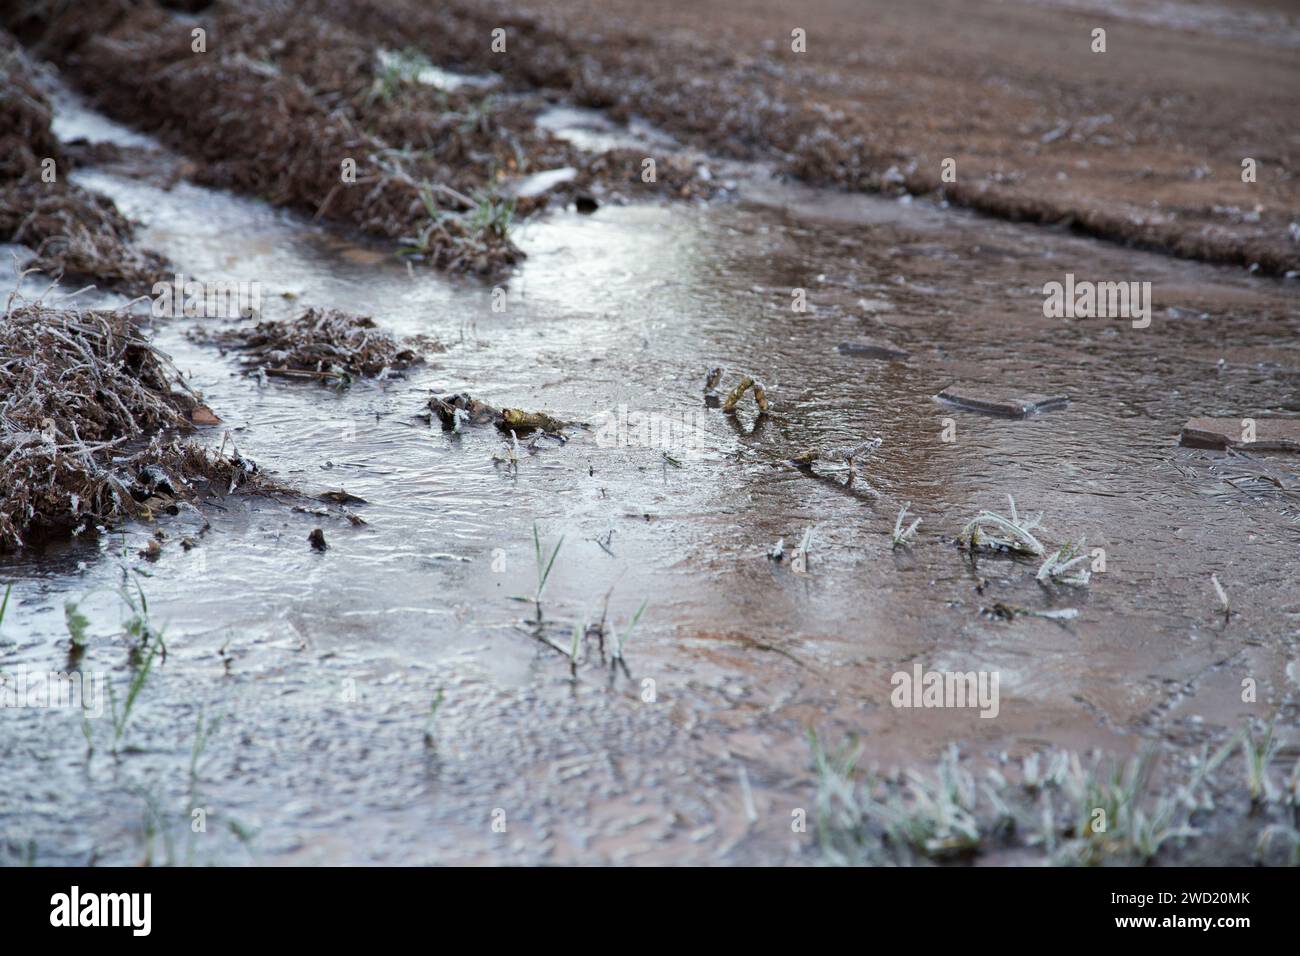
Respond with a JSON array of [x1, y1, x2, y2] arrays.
[[1, 2, 1298, 866], [309, 0, 1300, 274]]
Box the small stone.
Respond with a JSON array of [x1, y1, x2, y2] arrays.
[[936, 385, 1068, 418], [191, 404, 222, 425], [1179, 417, 1300, 453], [317, 490, 367, 505]]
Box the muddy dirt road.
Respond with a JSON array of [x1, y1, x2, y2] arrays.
[[1, 0, 1298, 866]]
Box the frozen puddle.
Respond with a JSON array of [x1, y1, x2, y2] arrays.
[[2, 83, 1299, 865]]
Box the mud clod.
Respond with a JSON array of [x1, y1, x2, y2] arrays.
[[498, 407, 568, 435], [428, 392, 500, 429], [426, 392, 568, 435], [790, 437, 882, 470]]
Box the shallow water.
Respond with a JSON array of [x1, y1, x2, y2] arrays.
[[2, 85, 1298, 865]]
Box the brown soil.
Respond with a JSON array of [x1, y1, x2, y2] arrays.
[[310, 0, 1300, 275]]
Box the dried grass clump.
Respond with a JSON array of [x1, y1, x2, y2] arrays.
[[0, 26, 168, 292], [576, 148, 720, 202], [0, 184, 169, 290], [0, 32, 61, 179], [209, 307, 431, 383], [12, 1, 525, 276], [0, 299, 263, 550]]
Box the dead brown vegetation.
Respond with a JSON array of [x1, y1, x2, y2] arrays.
[[0, 298, 267, 550], [0, 27, 169, 291], [0, 31, 61, 179], [428, 392, 568, 435], [0, 185, 170, 290], [206, 307, 434, 383], [2, 1, 720, 277]]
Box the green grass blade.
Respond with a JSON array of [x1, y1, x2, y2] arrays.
[[538, 535, 565, 596], [64, 600, 90, 647]]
